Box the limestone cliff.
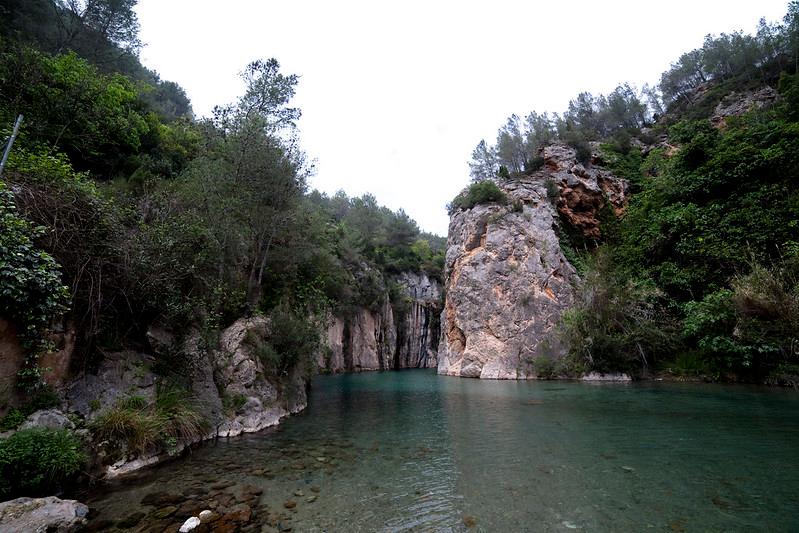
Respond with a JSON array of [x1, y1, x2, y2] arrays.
[[438, 143, 627, 379], [62, 316, 308, 477], [317, 271, 442, 372]]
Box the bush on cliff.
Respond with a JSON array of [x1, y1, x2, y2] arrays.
[[90, 390, 206, 458], [560, 251, 679, 374], [450, 181, 507, 210], [683, 258, 799, 378], [0, 428, 86, 499], [245, 305, 321, 376]]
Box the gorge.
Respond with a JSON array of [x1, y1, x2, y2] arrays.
[[2, 1, 799, 531]]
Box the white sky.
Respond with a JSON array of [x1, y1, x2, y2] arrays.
[[135, 0, 789, 236]]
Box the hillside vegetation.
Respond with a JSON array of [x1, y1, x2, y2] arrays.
[[0, 0, 443, 399], [465, 3, 799, 383]]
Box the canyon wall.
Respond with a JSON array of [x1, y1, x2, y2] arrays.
[[317, 271, 443, 373], [438, 143, 627, 379]]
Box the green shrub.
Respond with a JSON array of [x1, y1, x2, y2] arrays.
[[0, 409, 26, 431], [545, 180, 560, 202], [560, 251, 678, 374], [247, 305, 320, 375], [533, 355, 557, 379], [223, 393, 248, 415], [0, 385, 61, 430], [90, 389, 206, 458], [525, 156, 545, 172], [665, 352, 711, 378], [0, 181, 69, 388], [681, 258, 799, 376], [451, 181, 508, 210], [0, 428, 85, 499]]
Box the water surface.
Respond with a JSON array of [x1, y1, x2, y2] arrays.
[[84, 370, 799, 532]]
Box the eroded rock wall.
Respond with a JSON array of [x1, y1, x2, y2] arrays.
[[317, 272, 443, 373], [438, 143, 626, 379], [64, 317, 310, 478]]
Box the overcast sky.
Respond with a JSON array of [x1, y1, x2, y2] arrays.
[[135, 0, 789, 236]]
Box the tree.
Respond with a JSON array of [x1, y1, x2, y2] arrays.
[[495, 114, 526, 174], [523, 111, 555, 153], [468, 140, 496, 182], [204, 59, 306, 308], [54, 0, 141, 58]]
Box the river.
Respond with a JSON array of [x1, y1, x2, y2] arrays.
[[83, 370, 799, 532]]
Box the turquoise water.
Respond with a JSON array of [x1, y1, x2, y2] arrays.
[[84, 370, 799, 532]]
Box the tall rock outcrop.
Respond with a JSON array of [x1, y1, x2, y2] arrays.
[[438, 143, 627, 379], [317, 271, 442, 373]]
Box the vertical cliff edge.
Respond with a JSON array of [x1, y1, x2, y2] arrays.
[[318, 271, 442, 373], [438, 143, 627, 379]]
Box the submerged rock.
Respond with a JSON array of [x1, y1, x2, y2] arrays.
[[0, 497, 89, 533], [179, 516, 201, 532], [581, 372, 632, 382]]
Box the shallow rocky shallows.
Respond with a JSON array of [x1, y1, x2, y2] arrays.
[[81, 370, 799, 532]]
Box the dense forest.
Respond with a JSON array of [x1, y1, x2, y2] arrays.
[[465, 3, 799, 383], [0, 0, 444, 483]]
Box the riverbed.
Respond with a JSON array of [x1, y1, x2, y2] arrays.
[[83, 370, 799, 531]]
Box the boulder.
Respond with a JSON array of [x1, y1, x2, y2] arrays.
[[439, 143, 627, 379], [20, 409, 75, 431], [0, 496, 88, 533]]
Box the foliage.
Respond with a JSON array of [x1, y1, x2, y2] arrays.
[[0, 409, 26, 431], [533, 355, 557, 379], [4, 149, 126, 347], [560, 251, 679, 374], [659, 7, 799, 109], [469, 84, 649, 177], [246, 305, 321, 376], [451, 180, 508, 210], [0, 45, 149, 175], [680, 257, 799, 377], [0, 428, 85, 499], [0, 179, 69, 387], [90, 388, 206, 457]]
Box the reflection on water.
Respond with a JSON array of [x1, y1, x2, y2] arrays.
[[83, 370, 799, 532]]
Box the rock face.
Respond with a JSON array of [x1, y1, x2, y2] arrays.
[[394, 272, 442, 369], [0, 319, 24, 413], [0, 497, 89, 533], [68, 317, 310, 478], [438, 143, 626, 379], [0, 318, 76, 415], [317, 272, 442, 373], [212, 316, 307, 438], [546, 143, 627, 239], [65, 351, 158, 418], [711, 86, 779, 128]]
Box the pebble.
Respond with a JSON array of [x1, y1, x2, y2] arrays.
[[310, 486, 321, 493], [306, 495, 317, 503], [179, 516, 200, 532], [116, 512, 145, 529], [283, 500, 297, 509], [151, 506, 177, 519], [293, 490, 304, 497]]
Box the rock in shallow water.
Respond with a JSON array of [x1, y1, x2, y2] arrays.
[[0, 497, 88, 533], [179, 516, 200, 532]]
